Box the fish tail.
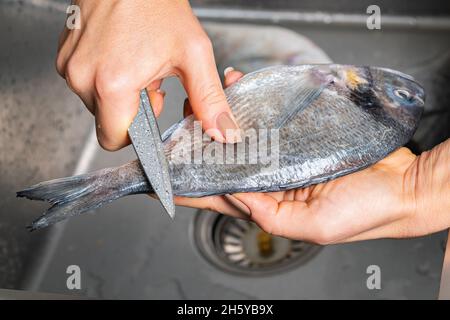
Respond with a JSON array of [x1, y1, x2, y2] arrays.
[[17, 164, 144, 231]]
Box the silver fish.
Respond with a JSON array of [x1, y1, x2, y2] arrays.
[[17, 64, 425, 230]]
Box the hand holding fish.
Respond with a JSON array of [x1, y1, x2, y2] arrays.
[[176, 70, 450, 244]]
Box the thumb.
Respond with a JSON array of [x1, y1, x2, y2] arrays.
[[181, 49, 241, 143]]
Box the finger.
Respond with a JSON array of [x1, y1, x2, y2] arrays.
[[174, 195, 250, 220], [147, 79, 162, 91], [56, 30, 96, 113], [75, 91, 95, 115], [223, 194, 251, 216], [64, 65, 96, 114], [56, 29, 82, 78], [223, 67, 244, 88], [233, 193, 338, 243], [94, 73, 141, 150], [62, 56, 96, 113], [148, 89, 165, 117], [180, 43, 241, 143], [57, 27, 69, 52], [182, 69, 243, 119]]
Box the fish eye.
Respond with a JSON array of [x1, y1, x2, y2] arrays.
[[394, 89, 413, 102]]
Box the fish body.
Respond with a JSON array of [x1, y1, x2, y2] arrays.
[[17, 64, 425, 230]]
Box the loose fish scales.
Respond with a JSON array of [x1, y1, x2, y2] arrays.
[[17, 65, 425, 230]]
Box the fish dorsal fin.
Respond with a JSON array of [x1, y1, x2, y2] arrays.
[[274, 74, 328, 129]]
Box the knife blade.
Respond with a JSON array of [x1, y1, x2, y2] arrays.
[[128, 89, 175, 218]]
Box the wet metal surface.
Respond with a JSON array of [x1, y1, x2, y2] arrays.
[[0, 1, 92, 289]]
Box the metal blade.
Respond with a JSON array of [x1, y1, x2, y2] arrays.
[[128, 89, 175, 218]]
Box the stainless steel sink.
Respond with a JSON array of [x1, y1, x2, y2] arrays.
[[1, 0, 449, 299]]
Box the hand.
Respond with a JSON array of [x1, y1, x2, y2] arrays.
[[176, 69, 450, 244], [57, 0, 239, 150]]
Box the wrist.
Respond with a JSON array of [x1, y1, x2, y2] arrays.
[[405, 139, 450, 231]]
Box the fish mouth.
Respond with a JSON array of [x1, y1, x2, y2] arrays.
[[415, 91, 426, 106], [415, 82, 426, 105]]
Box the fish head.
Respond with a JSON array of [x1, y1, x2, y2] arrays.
[[328, 65, 425, 138], [369, 67, 425, 134], [371, 67, 425, 112]]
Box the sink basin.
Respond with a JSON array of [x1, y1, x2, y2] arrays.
[[1, 0, 449, 299]]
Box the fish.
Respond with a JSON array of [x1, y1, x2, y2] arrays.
[[17, 64, 425, 230]]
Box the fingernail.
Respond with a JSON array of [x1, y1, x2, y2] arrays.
[[216, 112, 241, 143], [224, 66, 234, 77]]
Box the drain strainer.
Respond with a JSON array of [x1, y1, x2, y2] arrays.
[[193, 210, 321, 276]]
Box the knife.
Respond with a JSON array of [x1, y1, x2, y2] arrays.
[[128, 89, 175, 218]]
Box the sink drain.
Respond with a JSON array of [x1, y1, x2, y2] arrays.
[[193, 210, 321, 276]]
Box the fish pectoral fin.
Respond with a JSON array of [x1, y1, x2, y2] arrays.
[[274, 78, 327, 129]]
